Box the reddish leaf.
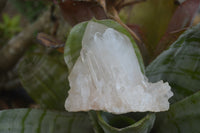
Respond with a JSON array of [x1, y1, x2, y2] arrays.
[[128, 24, 150, 64], [155, 0, 200, 58], [59, 0, 107, 26], [119, 0, 178, 64], [128, 24, 145, 43], [165, 0, 200, 32], [119, 0, 200, 64]]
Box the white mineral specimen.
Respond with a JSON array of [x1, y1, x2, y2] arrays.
[[65, 22, 173, 114]]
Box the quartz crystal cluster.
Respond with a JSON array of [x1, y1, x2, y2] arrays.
[[65, 22, 173, 114]]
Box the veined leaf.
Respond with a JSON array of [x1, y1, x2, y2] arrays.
[[146, 23, 200, 133], [146, 23, 200, 104], [18, 54, 69, 110], [0, 108, 94, 133], [152, 90, 200, 133]]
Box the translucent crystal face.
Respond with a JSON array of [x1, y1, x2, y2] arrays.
[[65, 22, 173, 114]]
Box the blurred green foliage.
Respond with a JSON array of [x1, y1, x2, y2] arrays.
[[0, 13, 21, 42]]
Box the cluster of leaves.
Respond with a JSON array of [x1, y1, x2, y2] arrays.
[[0, 0, 200, 133], [0, 18, 200, 133], [0, 14, 21, 43]]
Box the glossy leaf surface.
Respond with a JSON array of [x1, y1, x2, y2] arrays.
[[146, 23, 200, 103], [152, 91, 200, 133], [18, 54, 69, 110], [0, 109, 94, 133]]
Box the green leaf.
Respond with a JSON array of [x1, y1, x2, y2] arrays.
[[0, 23, 4, 30], [10, 15, 20, 27], [64, 19, 144, 73], [98, 112, 155, 133], [146, 23, 200, 133], [2, 14, 10, 24], [64, 21, 88, 71], [152, 90, 200, 133], [18, 53, 69, 110], [0, 108, 94, 133], [146, 23, 200, 104], [89, 111, 105, 133]]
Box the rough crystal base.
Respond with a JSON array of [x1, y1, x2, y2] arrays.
[[65, 22, 173, 114]]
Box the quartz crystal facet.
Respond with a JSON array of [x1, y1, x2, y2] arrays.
[[65, 22, 173, 114]]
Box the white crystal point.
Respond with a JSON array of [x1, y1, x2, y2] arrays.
[[65, 21, 173, 114]]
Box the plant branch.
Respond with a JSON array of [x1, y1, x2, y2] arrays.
[[97, 0, 149, 64], [107, 6, 141, 43], [118, 0, 146, 9], [0, 10, 51, 72], [97, 0, 106, 11], [96, 0, 142, 43]]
